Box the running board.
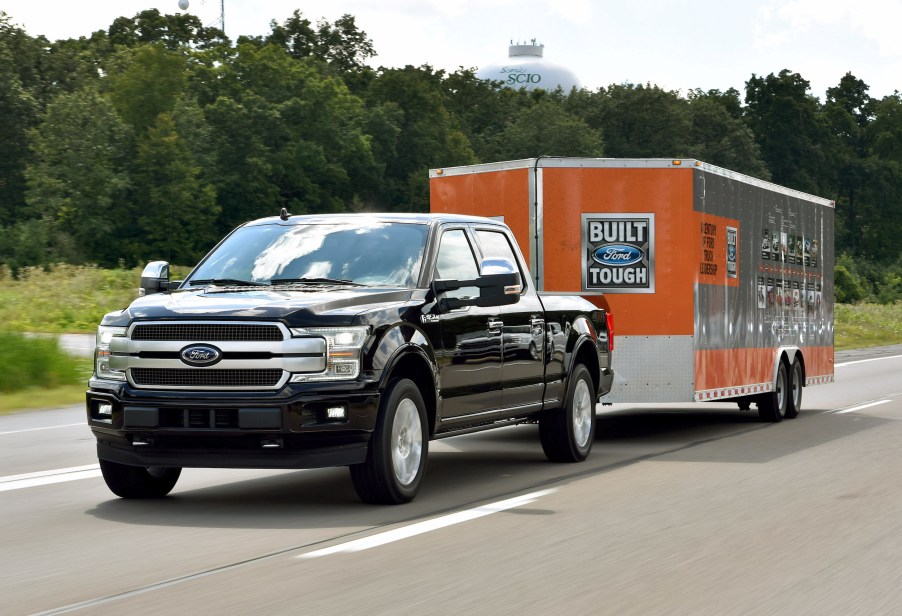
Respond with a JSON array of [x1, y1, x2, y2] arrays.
[[434, 417, 533, 439]]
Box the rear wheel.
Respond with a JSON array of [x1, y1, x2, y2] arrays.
[[757, 359, 789, 422], [350, 378, 428, 504], [785, 358, 803, 419], [99, 460, 181, 498], [540, 363, 596, 462]]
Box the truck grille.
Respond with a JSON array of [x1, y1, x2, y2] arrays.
[[131, 368, 284, 388], [112, 321, 325, 390], [131, 323, 284, 341]]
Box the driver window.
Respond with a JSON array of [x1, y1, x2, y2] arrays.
[[435, 229, 479, 299]]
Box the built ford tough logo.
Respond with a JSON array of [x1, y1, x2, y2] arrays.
[[582, 213, 656, 294], [592, 244, 643, 267], [180, 344, 222, 366]]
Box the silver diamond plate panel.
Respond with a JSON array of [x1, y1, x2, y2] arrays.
[[605, 335, 695, 403]]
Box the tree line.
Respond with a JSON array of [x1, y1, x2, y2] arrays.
[[1, 9, 900, 302]]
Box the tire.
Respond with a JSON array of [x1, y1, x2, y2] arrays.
[[757, 359, 789, 422], [99, 459, 181, 498], [737, 399, 751, 411], [785, 358, 803, 419], [350, 378, 428, 504], [540, 363, 595, 462]]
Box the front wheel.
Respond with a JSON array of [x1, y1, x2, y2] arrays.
[[350, 378, 428, 504], [99, 459, 181, 498], [540, 363, 596, 462]]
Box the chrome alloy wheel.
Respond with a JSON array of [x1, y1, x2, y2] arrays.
[[572, 378, 593, 448], [391, 398, 423, 487]]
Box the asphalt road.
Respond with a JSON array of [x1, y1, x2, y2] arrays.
[[2, 345, 902, 615]]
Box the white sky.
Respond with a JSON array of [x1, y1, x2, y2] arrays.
[[3, 0, 901, 101]]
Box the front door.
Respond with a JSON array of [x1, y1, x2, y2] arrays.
[[434, 228, 503, 421]]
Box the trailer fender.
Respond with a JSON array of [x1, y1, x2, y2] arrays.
[[771, 346, 804, 387]]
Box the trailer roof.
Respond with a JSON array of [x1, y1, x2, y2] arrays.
[[430, 157, 835, 208]]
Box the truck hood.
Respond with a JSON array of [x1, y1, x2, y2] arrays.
[[118, 286, 419, 326]]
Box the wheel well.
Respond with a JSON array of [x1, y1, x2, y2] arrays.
[[386, 352, 437, 436], [573, 339, 601, 395]]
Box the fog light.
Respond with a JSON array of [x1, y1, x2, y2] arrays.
[[326, 406, 347, 420], [98, 403, 113, 418]]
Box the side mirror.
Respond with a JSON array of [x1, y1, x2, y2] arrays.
[[433, 257, 522, 311], [139, 261, 170, 296], [474, 271, 522, 307]]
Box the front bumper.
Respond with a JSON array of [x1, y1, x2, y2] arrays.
[[86, 382, 379, 469]]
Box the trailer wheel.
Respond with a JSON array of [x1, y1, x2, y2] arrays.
[[99, 460, 181, 498], [785, 358, 803, 419], [540, 364, 595, 462], [350, 378, 427, 504], [757, 360, 789, 422]]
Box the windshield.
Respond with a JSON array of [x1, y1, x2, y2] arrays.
[[187, 220, 429, 288]]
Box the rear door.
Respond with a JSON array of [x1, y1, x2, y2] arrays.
[[473, 227, 546, 412]]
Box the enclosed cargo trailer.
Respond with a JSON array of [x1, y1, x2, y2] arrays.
[[430, 158, 834, 418]]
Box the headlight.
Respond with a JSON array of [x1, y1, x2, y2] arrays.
[[289, 326, 370, 382], [95, 325, 127, 381]]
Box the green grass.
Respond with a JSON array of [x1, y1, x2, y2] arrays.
[[0, 331, 91, 414], [0, 384, 88, 414], [0, 264, 141, 333], [835, 302, 902, 351]]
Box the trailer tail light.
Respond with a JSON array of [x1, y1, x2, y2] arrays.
[[606, 311, 614, 352]]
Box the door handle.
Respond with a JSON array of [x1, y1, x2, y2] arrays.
[[487, 319, 503, 331]]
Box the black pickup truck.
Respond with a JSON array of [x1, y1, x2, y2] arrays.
[[87, 213, 614, 504]]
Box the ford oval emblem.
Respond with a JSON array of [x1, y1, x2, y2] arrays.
[[592, 244, 643, 267], [179, 344, 222, 366]]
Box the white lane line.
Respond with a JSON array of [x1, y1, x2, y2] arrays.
[[834, 400, 892, 414], [299, 488, 557, 559], [0, 423, 84, 436], [836, 354, 902, 368], [0, 464, 101, 492]]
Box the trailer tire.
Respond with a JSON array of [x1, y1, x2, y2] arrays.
[[786, 358, 803, 419], [758, 359, 789, 422], [540, 364, 595, 462], [99, 460, 181, 498], [350, 378, 427, 504]]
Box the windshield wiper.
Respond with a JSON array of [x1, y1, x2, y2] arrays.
[[188, 278, 267, 287], [270, 277, 363, 286]]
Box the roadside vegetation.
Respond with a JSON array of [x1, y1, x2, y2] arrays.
[[834, 302, 902, 350], [0, 264, 139, 333], [0, 330, 90, 413]]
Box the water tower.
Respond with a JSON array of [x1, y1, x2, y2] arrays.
[[477, 40, 582, 92]]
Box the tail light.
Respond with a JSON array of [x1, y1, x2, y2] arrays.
[[605, 311, 614, 352]]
